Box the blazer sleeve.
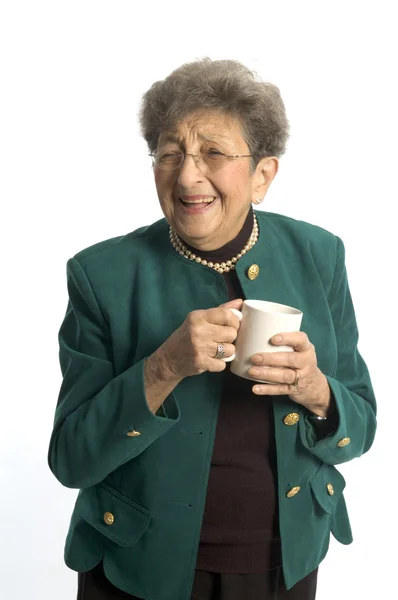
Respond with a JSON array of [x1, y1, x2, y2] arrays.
[[48, 257, 180, 489], [298, 236, 377, 464]]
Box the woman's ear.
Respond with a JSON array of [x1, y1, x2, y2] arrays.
[[252, 156, 279, 200]]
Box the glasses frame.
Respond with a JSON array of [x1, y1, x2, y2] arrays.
[[149, 151, 253, 171]]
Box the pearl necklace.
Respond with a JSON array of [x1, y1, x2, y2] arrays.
[[169, 214, 259, 274]]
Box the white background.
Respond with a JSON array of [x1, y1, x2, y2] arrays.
[[1, 1, 396, 599]]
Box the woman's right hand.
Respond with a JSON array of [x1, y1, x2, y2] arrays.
[[155, 298, 243, 380]]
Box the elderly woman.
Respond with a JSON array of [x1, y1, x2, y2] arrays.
[[48, 58, 377, 600]]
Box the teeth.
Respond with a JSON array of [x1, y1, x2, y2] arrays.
[[181, 197, 215, 204]]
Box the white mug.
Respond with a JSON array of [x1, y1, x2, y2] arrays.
[[224, 300, 303, 382]]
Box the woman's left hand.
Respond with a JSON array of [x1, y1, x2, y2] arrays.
[[248, 331, 332, 417]]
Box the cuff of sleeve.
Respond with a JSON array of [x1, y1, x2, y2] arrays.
[[299, 376, 355, 465], [299, 376, 350, 460]]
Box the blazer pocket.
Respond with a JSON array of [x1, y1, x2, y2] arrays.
[[309, 464, 346, 515], [75, 481, 152, 547]]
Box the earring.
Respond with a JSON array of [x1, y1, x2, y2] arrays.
[[254, 198, 263, 204]]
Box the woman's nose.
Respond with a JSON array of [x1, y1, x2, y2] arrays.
[[176, 154, 205, 187]]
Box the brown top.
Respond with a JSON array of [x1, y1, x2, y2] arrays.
[[181, 207, 281, 573]]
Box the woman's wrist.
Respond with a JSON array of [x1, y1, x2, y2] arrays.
[[148, 348, 183, 385], [306, 373, 332, 418], [144, 352, 183, 415], [310, 394, 338, 425]]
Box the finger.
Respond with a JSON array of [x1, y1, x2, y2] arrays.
[[207, 357, 228, 373], [211, 342, 236, 360], [220, 298, 243, 310], [252, 382, 299, 396], [248, 366, 297, 386], [206, 307, 242, 330], [251, 351, 303, 369], [210, 323, 240, 343], [270, 331, 312, 352]]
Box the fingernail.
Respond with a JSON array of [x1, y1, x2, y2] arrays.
[[252, 355, 262, 364], [272, 335, 282, 343], [250, 368, 260, 377]]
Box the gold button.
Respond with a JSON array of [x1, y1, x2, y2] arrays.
[[247, 264, 260, 280], [103, 512, 114, 526], [286, 486, 301, 498], [283, 412, 300, 426], [326, 483, 334, 496], [127, 430, 141, 437], [337, 437, 351, 447]]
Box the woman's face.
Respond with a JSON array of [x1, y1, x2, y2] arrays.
[[153, 110, 278, 251]]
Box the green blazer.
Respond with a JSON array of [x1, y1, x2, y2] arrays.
[[48, 210, 377, 599]]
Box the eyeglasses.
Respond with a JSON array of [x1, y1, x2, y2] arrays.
[[149, 150, 252, 172]]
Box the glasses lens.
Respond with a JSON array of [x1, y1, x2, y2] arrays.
[[154, 150, 230, 171], [155, 152, 183, 171], [203, 151, 228, 166]]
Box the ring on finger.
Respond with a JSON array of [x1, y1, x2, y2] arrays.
[[215, 343, 225, 359], [292, 369, 299, 390]]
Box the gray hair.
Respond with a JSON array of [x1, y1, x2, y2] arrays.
[[139, 58, 290, 169]]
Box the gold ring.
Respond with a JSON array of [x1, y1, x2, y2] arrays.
[[293, 370, 299, 390]]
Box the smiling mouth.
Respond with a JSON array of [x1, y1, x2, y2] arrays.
[[179, 197, 216, 206]]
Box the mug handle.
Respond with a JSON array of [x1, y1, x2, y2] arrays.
[[222, 307, 243, 362]]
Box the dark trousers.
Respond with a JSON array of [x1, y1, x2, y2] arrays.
[[78, 561, 318, 600]]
